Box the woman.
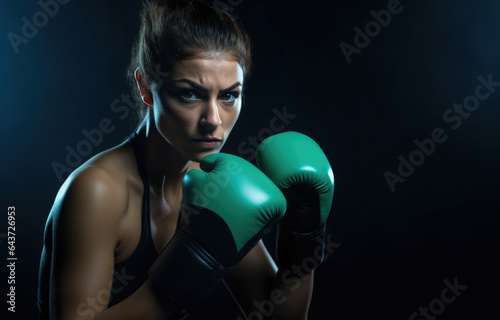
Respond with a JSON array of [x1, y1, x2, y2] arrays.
[[38, 0, 315, 319]]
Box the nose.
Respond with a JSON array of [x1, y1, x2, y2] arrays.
[[200, 98, 222, 129]]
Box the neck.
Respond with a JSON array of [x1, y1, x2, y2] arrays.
[[135, 110, 193, 201]]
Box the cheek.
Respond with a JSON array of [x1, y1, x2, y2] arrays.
[[153, 99, 198, 139], [221, 106, 241, 131]]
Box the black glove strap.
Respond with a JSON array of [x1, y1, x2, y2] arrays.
[[276, 222, 326, 270], [148, 230, 226, 307]]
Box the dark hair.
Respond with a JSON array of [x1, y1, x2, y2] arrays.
[[127, 0, 252, 125]]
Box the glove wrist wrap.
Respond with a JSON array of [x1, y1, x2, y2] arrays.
[[276, 222, 326, 271], [148, 230, 225, 307]]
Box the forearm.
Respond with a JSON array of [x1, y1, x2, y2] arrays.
[[266, 267, 313, 320], [92, 279, 177, 320], [261, 223, 320, 320]]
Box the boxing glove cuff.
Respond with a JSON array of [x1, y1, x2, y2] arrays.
[[276, 222, 326, 271], [148, 229, 225, 307]]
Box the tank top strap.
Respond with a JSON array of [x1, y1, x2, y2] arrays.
[[107, 132, 159, 308], [128, 132, 153, 248]]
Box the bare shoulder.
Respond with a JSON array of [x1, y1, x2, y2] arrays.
[[45, 141, 139, 240]]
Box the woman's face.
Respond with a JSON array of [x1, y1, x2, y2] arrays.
[[151, 56, 244, 162]]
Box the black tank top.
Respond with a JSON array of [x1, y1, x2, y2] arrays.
[[107, 132, 159, 307]]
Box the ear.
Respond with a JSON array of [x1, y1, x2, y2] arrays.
[[135, 67, 153, 106]]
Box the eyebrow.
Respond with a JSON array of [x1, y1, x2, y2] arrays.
[[171, 79, 242, 93]]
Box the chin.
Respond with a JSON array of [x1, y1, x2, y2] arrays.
[[189, 149, 220, 163]]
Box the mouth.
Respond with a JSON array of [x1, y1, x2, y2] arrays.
[[191, 137, 223, 149]]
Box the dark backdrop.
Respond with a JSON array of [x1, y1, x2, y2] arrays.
[[1, 0, 499, 319]]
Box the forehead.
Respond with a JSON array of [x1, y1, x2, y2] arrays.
[[170, 57, 244, 85]]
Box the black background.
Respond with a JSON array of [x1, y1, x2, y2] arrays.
[[1, 0, 499, 319]]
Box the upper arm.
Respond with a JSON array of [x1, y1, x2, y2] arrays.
[[49, 167, 127, 320], [224, 240, 277, 314]]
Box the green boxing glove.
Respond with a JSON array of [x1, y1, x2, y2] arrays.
[[256, 131, 334, 270], [148, 153, 286, 307]]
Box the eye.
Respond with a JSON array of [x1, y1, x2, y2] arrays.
[[178, 90, 199, 101], [220, 92, 240, 103]]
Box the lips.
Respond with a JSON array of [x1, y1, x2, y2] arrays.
[[191, 137, 223, 149], [192, 137, 223, 142]]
